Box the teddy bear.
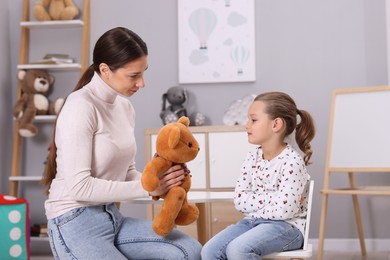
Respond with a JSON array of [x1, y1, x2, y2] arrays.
[[141, 116, 200, 236], [33, 0, 79, 21], [13, 69, 64, 138]]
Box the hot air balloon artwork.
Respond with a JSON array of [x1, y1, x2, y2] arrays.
[[178, 0, 255, 83], [230, 45, 250, 75], [189, 8, 217, 50]]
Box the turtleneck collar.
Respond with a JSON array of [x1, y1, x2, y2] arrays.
[[85, 72, 119, 104]]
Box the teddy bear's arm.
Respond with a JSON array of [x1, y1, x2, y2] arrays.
[[141, 156, 172, 192], [60, 0, 79, 20], [13, 94, 29, 119], [33, 0, 52, 21]]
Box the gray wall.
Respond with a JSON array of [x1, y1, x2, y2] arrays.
[[2, 0, 389, 242], [1, 1, 12, 196]]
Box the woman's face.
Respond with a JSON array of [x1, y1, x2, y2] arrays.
[[104, 56, 148, 97]]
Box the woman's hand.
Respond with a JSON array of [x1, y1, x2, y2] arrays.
[[149, 164, 190, 197]]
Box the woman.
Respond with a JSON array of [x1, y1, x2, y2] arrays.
[[42, 27, 201, 260]]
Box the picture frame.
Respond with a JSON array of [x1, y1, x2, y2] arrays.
[[178, 0, 256, 84]]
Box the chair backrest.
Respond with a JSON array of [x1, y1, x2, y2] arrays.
[[302, 180, 314, 250]]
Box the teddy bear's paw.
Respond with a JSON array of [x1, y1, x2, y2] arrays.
[[175, 204, 199, 226], [19, 127, 37, 138], [33, 6, 52, 21], [60, 6, 79, 20], [50, 98, 65, 115], [14, 111, 23, 120]]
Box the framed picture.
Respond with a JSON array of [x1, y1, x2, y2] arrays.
[[178, 0, 256, 84]]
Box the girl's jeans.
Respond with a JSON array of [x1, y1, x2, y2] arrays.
[[201, 218, 303, 260], [47, 203, 201, 260]]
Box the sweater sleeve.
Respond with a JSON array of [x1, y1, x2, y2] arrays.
[[234, 151, 268, 213], [234, 149, 309, 220], [258, 160, 308, 220], [126, 163, 143, 181]]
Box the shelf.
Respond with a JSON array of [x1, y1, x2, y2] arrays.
[[34, 115, 56, 123], [9, 176, 42, 181], [30, 236, 50, 242], [20, 20, 84, 29], [13, 115, 56, 123], [17, 63, 81, 71]]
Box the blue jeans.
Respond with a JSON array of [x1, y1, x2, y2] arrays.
[[47, 203, 201, 259], [201, 218, 303, 260]]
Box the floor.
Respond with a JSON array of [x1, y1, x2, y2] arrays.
[[315, 251, 390, 260], [31, 251, 390, 260]]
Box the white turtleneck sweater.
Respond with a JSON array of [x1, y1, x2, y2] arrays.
[[45, 72, 148, 219]]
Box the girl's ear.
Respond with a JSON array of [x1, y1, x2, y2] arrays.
[[272, 117, 285, 133]]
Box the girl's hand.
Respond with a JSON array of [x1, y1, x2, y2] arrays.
[[149, 164, 190, 197]]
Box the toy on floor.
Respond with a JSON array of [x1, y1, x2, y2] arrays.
[[0, 195, 29, 259]]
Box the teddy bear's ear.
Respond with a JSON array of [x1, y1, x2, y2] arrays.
[[168, 126, 181, 149], [178, 116, 190, 127], [48, 75, 55, 85]]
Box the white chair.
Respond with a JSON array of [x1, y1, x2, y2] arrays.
[[263, 180, 314, 260]]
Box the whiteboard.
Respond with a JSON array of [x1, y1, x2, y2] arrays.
[[328, 86, 390, 168]]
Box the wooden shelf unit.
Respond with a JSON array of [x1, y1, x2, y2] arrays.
[[9, 0, 90, 197]]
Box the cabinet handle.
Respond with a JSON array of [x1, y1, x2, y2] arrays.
[[213, 218, 218, 222]]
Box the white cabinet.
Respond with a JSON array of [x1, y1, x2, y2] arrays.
[[145, 125, 256, 190], [209, 131, 256, 188]]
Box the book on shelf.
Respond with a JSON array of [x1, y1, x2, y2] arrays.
[[31, 53, 74, 65], [30, 223, 48, 237]]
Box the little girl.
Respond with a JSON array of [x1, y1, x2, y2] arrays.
[[201, 91, 315, 259]]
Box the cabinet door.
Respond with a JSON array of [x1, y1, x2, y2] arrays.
[[209, 131, 255, 188], [210, 202, 244, 236], [150, 133, 207, 189]]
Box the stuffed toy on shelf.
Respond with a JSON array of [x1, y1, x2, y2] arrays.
[[13, 69, 64, 137], [33, 0, 79, 21], [160, 86, 206, 126], [141, 116, 200, 236]]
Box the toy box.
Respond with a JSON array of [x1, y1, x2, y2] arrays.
[[0, 194, 29, 260]]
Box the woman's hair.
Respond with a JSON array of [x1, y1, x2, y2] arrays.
[[42, 27, 148, 194], [254, 91, 315, 166]]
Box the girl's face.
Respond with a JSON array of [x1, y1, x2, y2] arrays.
[[246, 101, 275, 145], [104, 56, 148, 97]]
